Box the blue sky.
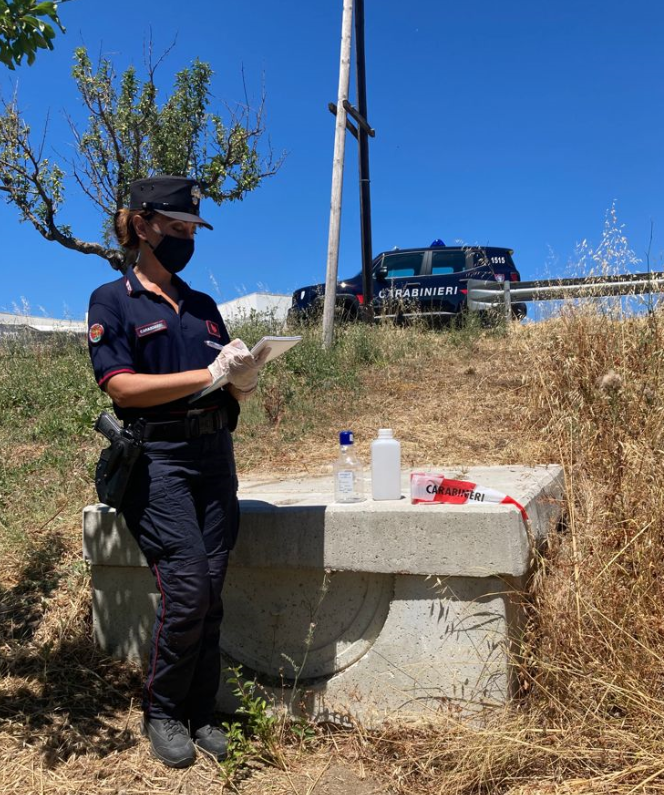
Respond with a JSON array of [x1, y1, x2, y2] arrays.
[[1, 0, 663, 319]]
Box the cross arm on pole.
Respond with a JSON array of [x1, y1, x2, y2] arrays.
[[328, 102, 359, 140], [342, 99, 375, 137]]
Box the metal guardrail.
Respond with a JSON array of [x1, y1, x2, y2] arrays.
[[467, 271, 664, 319]]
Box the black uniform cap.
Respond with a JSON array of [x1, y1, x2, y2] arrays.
[[129, 175, 213, 230]]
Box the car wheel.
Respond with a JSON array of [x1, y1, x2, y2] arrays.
[[511, 303, 527, 321]]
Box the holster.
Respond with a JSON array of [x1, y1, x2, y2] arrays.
[[94, 422, 144, 510]]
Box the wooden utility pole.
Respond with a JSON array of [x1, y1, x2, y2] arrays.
[[322, 0, 354, 349]]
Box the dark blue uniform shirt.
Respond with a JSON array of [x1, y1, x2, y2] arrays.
[[88, 267, 238, 424]]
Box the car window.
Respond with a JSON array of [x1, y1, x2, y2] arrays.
[[431, 250, 467, 275], [382, 252, 423, 278], [472, 250, 516, 269]]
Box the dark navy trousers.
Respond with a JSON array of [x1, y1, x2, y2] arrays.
[[122, 428, 239, 726]]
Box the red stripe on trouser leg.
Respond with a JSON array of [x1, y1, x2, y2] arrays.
[[146, 562, 166, 713]]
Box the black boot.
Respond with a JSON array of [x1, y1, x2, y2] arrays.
[[143, 717, 197, 768], [192, 724, 229, 761]]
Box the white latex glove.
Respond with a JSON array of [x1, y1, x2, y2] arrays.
[[207, 339, 248, 382], [207, 339, 270, 392]]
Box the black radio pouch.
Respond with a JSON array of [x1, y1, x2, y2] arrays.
[[94, 417, 144, 510]]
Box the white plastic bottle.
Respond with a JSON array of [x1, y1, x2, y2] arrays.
[[333, 430, 365, 503], [371, 429, 401, 500]]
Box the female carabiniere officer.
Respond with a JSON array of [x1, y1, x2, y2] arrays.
[[87, 175, 267, 768]]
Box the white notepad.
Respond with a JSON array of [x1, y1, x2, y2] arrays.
[[190, 335, 302, 402]]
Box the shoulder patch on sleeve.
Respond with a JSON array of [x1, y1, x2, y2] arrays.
[[89, 323, 105, 344]]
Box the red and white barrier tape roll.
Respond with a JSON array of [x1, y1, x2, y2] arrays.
[[410, 472, 529, 523]]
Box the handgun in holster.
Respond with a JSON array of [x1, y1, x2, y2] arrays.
[[94, 411, 144, 509]]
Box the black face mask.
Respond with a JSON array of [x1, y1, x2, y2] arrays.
[[148, 232, 195, 274]]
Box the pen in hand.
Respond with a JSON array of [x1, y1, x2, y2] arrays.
[[204, 340, 225, 351]]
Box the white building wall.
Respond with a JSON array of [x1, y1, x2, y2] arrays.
[[0, 311, 86, 334], [217, 293, 291, 324]]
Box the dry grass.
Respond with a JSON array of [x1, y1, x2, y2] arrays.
[[341, 304, 664, 794], [2, 301, 664, 793], [234, 322, 542, 475]]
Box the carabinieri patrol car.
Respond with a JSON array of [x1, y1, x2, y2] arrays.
[[288, 243, 526, 324]]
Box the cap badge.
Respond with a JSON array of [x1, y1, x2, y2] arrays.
[[191, 184, 202, 206], [89, 323, 105, 344]]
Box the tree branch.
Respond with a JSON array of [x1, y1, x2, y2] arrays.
[[1, 47, 282, 273]]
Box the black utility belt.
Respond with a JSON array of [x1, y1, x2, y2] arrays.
[[93, 407, 228, 510], [139, 407, 229, 442]]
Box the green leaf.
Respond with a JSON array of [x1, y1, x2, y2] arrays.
[[1, 0, 65, 67], [21, 14, 43, 28], [33, 1, 58, 15]]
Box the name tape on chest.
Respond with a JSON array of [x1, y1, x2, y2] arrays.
[[136, 319, 168, 338]]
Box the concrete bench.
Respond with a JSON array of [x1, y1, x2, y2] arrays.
[[82, 465, 564, 725]]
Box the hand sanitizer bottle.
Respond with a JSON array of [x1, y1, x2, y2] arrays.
[[371, 429, 402, 500], [333, 431, 364, 503]]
